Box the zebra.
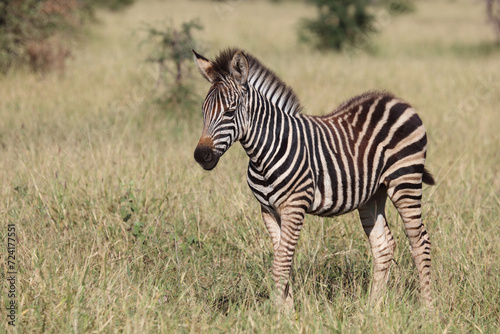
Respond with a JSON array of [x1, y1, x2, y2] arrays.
[[192, 48, 435, 309]]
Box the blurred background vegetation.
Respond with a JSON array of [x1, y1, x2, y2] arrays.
[[2, 0, 499, 76], [0, 0, 134, 74]]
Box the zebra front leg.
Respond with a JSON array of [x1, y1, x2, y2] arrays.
[[261, 205, 292, 308], [261, 205, 281, 252], [358, 188, 396, 304], [270, 205, 306, 311]]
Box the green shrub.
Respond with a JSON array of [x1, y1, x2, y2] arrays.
[[0, 0, 79, 73], [141, 19, 204, 112], [0, 0, 134, 74], [299, 0, 376, 51]]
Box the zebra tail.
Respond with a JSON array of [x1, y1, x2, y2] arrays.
[[423, 168, 435, 185]]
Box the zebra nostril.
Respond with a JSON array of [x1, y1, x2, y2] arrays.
[[204, 151, 212, 162], [194, 145, 219, 170]]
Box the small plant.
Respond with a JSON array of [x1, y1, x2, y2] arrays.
[[119, 183, 137, 223], [299, 0, 376, 51], [131, 221, 145, 240], [141, 19, 203, 110]]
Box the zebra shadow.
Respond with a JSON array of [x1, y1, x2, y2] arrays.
[[211, 255, 272, 315], [293, 255, 372, 303], [210, 247, 420, 313], [298, 250, 421, 304]]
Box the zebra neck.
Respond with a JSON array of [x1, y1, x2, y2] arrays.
[[240, 88, 296, 168], [246, 61, 302, 116]]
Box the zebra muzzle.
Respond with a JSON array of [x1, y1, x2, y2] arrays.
[[194, 144, 219, 171]]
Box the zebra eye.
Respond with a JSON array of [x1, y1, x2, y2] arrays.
[[224, 109, 235, 117]]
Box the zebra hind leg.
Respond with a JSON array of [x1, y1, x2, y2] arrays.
[[358, 187, 396, 304], [387, 174, 432, 306]]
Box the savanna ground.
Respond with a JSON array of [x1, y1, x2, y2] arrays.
[[1, 0, 499, 332]]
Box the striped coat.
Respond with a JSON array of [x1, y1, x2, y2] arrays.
[[193, 48, 434, 309]]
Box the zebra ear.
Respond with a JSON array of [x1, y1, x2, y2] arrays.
[[193, 49, 216, 83], [230, 51, 249, 86]]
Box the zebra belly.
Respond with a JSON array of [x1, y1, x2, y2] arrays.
[[307, 179, 380, 217], [248, 172, 380, 217], [308, 188, 356, 217]]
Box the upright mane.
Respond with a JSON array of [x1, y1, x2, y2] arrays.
[[211, 48, 303, 115]]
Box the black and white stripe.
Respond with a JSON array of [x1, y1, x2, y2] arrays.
[[193, 48, 434, 308]]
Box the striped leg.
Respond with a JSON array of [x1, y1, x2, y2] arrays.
[[261, 205, 281, 252], [358, 188, 396, 304], [388, 175, 432, 306], [266, 204, 305, 310]]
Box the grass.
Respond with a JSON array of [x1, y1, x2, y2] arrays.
[[1, 0, 499, 332]]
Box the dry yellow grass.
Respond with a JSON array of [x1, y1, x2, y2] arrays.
[[0, 0, 499, 332]]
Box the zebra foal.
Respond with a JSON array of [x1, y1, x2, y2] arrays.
[[192, 48, 434, 309]]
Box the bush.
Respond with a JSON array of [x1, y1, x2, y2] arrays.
[[0, 0, 79, 73], [141, 19, 204, 111], [0, 0, 134, 74], [299, 0, 376, 51]]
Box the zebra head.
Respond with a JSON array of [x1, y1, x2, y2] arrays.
[[192, 49, 249, 170]]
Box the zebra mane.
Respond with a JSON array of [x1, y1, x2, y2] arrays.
[[211, 48, 303, 115]]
